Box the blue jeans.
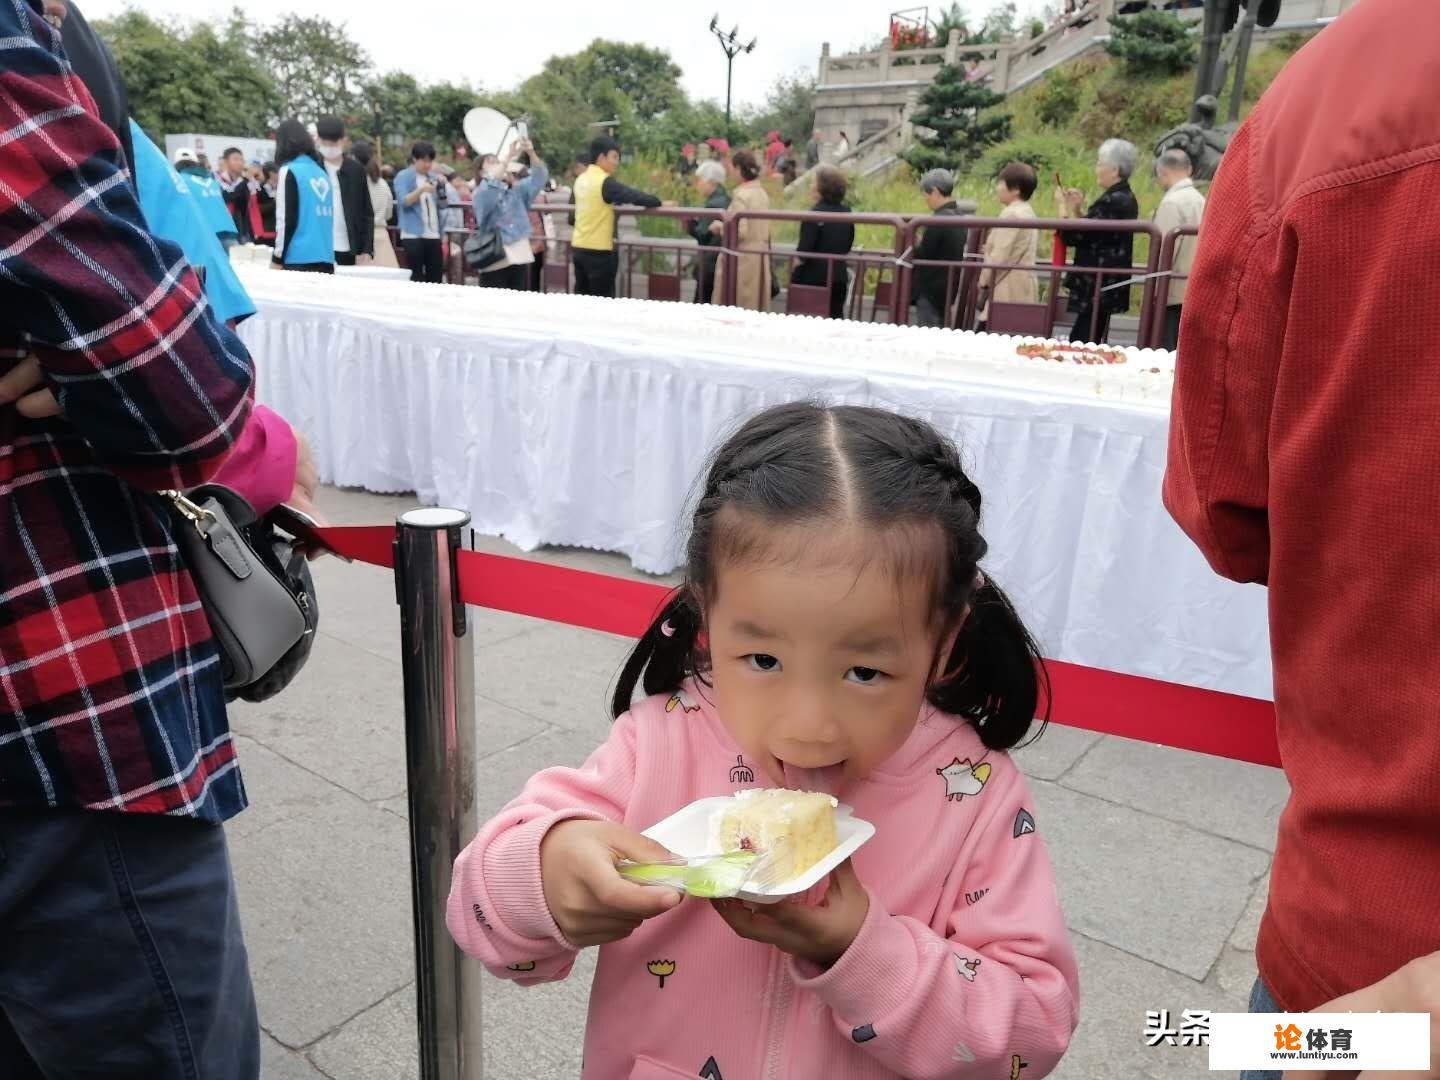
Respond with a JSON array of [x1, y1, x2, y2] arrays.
[[0, 809, 259, 1079], [1240, 976, 1283, 1080]]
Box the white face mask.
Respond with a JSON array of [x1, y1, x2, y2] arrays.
[[319, 143, 343, 162]]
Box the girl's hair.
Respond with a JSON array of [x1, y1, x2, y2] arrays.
[[731, 149, 761, 181], [612, 402, 1049, 751], [275, 119, 320, 167]]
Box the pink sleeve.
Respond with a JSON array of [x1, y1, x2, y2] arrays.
[[444, 711, 640, 986], [210, 404, 297, 514], [791, 763, 1080, 1077]]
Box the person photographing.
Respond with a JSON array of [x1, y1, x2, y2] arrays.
[[570, 135, 674, 297], [394, 141, 446, 283], [472, 138, 549, 291]]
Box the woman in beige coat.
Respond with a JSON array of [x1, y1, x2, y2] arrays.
[[977, 161, 1039, 327], [355, 143, 399, 268], [711, 150, 771, 310]]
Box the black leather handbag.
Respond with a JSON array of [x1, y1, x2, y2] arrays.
[[462, 228, 506, 272], [163, 485, 318, 702]]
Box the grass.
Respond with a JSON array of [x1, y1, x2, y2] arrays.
[[609, 32, 1314, 300]]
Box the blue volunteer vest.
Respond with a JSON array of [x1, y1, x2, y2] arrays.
[[180, 169, 239, 239], [282, 156, 335, 266], [129, 122, 255, 324]]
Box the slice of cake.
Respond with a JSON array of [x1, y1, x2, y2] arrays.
[[713, 789, 838, 883]]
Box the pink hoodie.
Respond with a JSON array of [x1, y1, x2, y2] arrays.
[[447, 682, 1080, 1080]]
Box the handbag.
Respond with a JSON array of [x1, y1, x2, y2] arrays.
[[163, 485, 318, 703], [462, 227, 506, 272]]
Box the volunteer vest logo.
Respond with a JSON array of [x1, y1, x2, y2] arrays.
[[955, 954, 981, 981], [1013, 808, 1036, 837], [699, 1056, 724, 1080], [309, 176, 331, 203], [728, 755, 754, 784], [646, 959, 676, 988], [851, 1023, 877, 1043], [937, 757, 991, 801]]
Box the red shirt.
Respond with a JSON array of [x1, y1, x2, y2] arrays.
[[1164, 0, 1440, 1011]]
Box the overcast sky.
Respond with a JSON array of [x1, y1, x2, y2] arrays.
[[80, 0, 1044, 109]]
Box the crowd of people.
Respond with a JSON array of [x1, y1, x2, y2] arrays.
[[166, 110, 1203, 348]]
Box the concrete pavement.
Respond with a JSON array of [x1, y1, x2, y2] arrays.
[[230, 485, 1286, 1079]]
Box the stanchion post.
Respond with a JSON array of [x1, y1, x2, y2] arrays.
[[395, 508, 480, 1080]]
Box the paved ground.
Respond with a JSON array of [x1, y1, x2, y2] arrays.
[[231, 485, 1285, 1080]]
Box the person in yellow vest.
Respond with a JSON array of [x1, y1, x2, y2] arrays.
[[571, 136, 672, 297]]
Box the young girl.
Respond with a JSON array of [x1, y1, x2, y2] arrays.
[[447, 403, 1080, 1079]]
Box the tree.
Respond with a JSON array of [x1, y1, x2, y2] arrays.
[[95, 10, 275, 140], [566, 40, 684, 123], [256, 16, 370, 122], [1105, 10, 1197, 76], [742, 71, 816, 145], [903, 63, 1012, 174], [362, 73, 422, 144], [929, 3, 973, 45], [419, 82, 479, 150]]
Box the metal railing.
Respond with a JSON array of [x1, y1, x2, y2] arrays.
[[1148, 223, 1199, 347], [437, 201, 1196, 349]]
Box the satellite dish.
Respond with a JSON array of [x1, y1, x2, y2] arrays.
[[463, 106, 527, 160]]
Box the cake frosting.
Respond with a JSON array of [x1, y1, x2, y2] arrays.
[[232, 261, 1176, 405]]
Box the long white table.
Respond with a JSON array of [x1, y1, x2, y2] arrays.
[[236, 270, 1272, 700]]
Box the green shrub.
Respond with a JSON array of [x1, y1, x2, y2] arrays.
[[1034, 67, 1085, 128], [976, 132, 1086, 182], [1104, 10, 1196, 77]]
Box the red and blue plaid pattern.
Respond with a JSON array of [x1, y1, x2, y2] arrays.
[[1, 0, 255, 822]]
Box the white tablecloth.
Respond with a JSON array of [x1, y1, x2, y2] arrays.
[[237, 273, 1271, 700]]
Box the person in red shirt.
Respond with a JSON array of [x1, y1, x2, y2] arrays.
[[764, 129, 784, 173], [1163, 0, 1440, 1072]]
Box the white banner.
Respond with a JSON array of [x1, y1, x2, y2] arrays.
[[1209, 1012, 1430, 1071]]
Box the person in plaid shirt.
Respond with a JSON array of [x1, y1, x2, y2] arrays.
[[1, 0, 263, 1074]]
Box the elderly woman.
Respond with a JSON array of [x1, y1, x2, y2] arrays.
[[1057, 137, 1140, 343], [791, 165, 854, 318], [687, 159, 730, 303], [711, 150, 771, 310]]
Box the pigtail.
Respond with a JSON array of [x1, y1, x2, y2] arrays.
[[929, 575, 1050, 751], [611, 589, 703, 719]]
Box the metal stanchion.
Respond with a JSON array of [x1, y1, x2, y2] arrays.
[[395, 508, 480, 1080]]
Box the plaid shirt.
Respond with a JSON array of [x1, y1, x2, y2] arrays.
[[1, 0, 255, 822]]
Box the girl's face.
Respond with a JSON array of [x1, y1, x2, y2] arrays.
[[994, 177, 1016, 205], [704, 521, 955, 790]]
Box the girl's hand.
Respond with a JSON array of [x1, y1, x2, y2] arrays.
[[539, 819, 682, 947], [711, 858, 869, 967]]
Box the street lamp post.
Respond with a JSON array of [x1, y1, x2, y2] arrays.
[[709, 14, 756, 141]]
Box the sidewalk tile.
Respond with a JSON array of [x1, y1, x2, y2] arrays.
[[1013, 723, 1103, 781], [1061, 738, 1288, 851], [1054, 935, 1243, 1079], [260, 1033, 326, 1079], [1034, 781, 1271, 979], [228, 741, 413, 1047]]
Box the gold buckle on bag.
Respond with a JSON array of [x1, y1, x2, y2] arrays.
[[161, 490, 217, 536]]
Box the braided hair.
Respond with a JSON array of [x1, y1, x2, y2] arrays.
[[611, 402, 1049, 751]]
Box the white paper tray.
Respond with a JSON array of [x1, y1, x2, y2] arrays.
[[640, 796, 875, 904]]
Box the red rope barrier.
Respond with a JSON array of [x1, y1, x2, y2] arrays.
[[316, 525, 1281, 769]]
